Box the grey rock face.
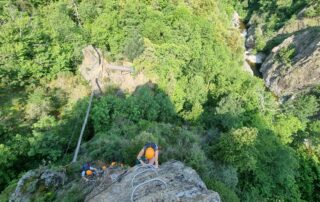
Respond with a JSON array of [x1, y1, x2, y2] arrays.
[[243, 60, 254, 76], [9, 169, 66, 202], [40, 170, 67, 189], [232, 12, 241, 29], [260, 28, 320, 97], [246, 53, 266, 64], [245, 24, 261, 50], [245, 31, 255, 49], [87, 160, 221, 202], [9, 171, 37, 202]]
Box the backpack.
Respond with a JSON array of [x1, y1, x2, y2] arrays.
[[144, 143, 158, 151], [82, 163, 90, 171]]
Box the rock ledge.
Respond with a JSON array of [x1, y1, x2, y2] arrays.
[[87, 160, 221, 202]]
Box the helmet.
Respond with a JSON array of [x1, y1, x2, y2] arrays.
[[102, 166, 107, 170], [145, 147, 155, 160], [86, 170, 93, 176]]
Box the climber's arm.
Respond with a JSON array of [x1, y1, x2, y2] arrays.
[[137, 148, 146, 165], [155, 150, 159, 168], [81, 171, 88, 181]]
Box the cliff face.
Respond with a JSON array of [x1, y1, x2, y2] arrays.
[[79, 45, 149, 93], [87, 161, 221, 202], [8, 161, 220, 202], [9, 169, 67, 202], [260, 28, 320, 97]]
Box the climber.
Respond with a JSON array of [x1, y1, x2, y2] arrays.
[[136, 142, 159, 168], [81, 162, 98, 181]]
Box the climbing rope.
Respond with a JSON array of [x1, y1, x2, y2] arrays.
[[130, 164, 167, 202], [130, 178, 167, 202], [135, 164, 157, 172], [72, 90, 94, 162], [131, 168, 158, 188], [71, 44, 134, 163]]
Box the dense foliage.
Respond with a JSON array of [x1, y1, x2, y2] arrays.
[[1, 0, 320, 201], [234, 0, 320, 52]]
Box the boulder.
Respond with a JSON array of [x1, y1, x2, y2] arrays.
[[232, 12, 241, 29], [260, 28, 320, 97], [243, 61, 254, 76], [245, 30, 255, 49], [9, 171, 37, 202], [245, 15, 264, 50], [40, 170, 67, 189], [9, 169, 67, 202], [87, 160, 221, 202], [246, 53, 266, 64]]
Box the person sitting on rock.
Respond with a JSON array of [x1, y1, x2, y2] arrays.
[[81, 162, 98, 181], [137, 142, 159, 168]]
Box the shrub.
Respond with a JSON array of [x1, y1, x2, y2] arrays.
[[204, 179, 240, 202], [277, 44, 296, 67]]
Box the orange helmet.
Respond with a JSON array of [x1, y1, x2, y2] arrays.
[[145, 147, 155, 160], [86, 170, 93, 176]]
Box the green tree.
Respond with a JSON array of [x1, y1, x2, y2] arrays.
[[213, 127, 258, 171], [273, 114, 303, 144], [283, 95, 319, 122]]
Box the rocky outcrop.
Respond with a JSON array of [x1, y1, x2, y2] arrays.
[[79, 45, 149, 93], [246, 53, 266, 64], [235, 13, 266, 76], [260, 28, 320, 97], [232, 12, 241, 29], [245, 25, 256, 50], [245, 16, 263, 50], [8, 161, 220, 202], [243, 60, 254, 76], [10, 169, 67, 202], [87, 160, 221, 202]]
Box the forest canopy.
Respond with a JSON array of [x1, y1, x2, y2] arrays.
[[1, 0, 320, 201]]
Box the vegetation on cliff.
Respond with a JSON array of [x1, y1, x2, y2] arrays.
[[1, 0, 320, 201]]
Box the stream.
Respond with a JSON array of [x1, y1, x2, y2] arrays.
[[237, 15, 264, 78]]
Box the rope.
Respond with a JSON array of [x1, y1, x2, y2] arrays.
[[130, 164, 167, 201], [135, 164, 156, 172], [72, 90, 94, 162], [85, 165, 165, 201], [130, 178, 167, 202], [105, 64, 134, 72], [131, 168, 158, 188]]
